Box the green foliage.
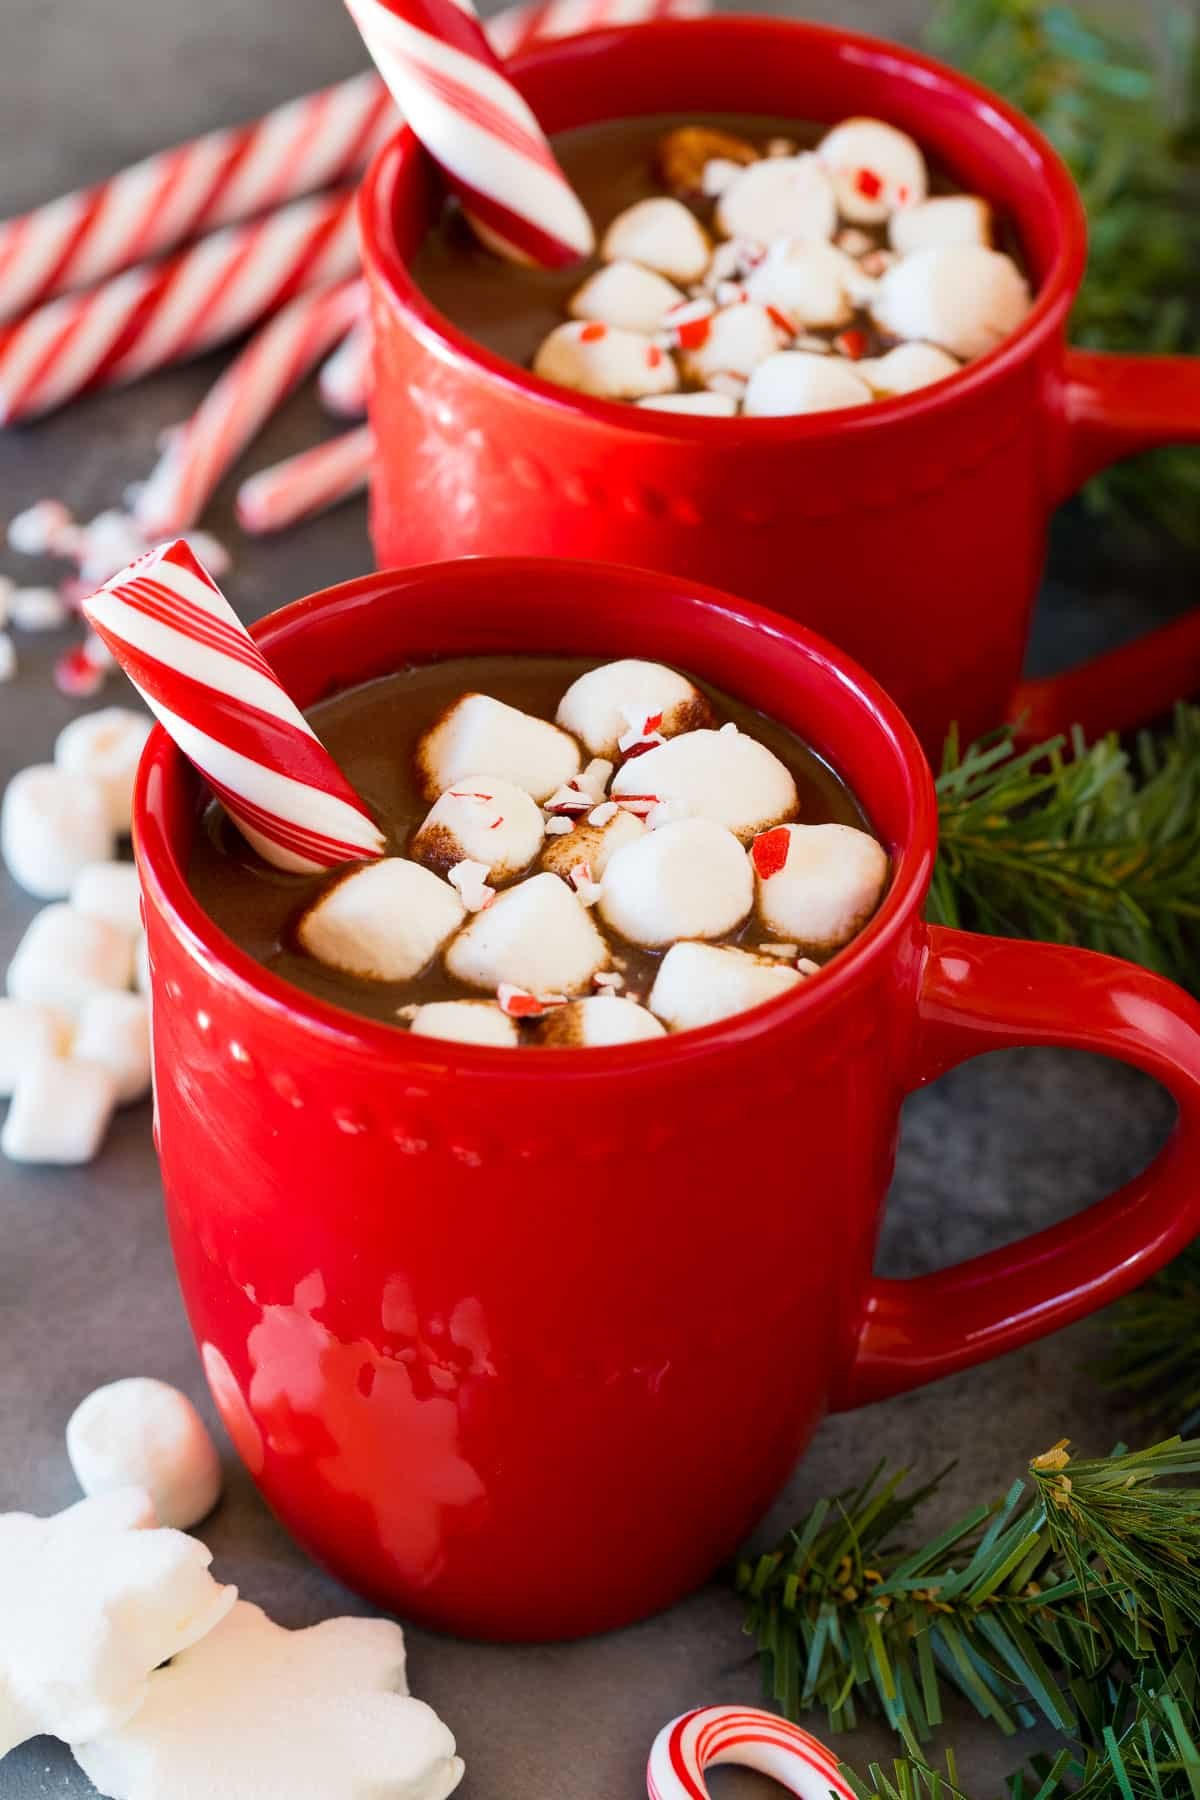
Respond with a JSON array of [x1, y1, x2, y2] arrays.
[[1105, 1240, 1200, 1435]]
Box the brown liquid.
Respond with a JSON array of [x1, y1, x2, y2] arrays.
[[188, 655, 869, 1029]]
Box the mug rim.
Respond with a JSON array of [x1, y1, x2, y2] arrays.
[[133, 556, 938, 1074], [358, 12, 1087, 445]]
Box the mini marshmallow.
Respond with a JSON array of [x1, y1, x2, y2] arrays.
[[73, 991, 151, 1105], [0, 576, 12, 627], [533, 320, 680, 401], [1, 763, 113, 898], [134, 933, 150, 996], [680, 303, 783, 382], [752, 821, 889, 949], [407, 1000, 520, 1047], [74, 1600, 463, 1800], [445, 871, 609, 995], [743, 350, 874, 417], [872, 245, 1032, 360], [816, 117, 928, 223], [889, 194, 994, 255], [537, 996, 667, 1047], [66, 1379, 222, 1530], [70, 860, 143, 936], [411, 776, 544, 883], [55, 706, 154, 834], [556, 659, 712, 760], [10, 586, 68, 631], [599, 817, 752, 947], [612, 728, 798, 843], [716, 155, 837, 247], [0, 999, 71, 1096], [745, 240, 859, 328], [7, 904, 135, 1017], [416, 693, 582, 803], [2, 1054, 118, 1164], [540, 807, 645, 881], [601, 197, 711, 284], [297, 860, 464, 983], [637, 391, 739, 417], [857, 341, 960, 397], [568, 260, 685, 334], [649, 940, 802, 1033], [0, 1488, 236, 1759], [0, 634, 13, 683]]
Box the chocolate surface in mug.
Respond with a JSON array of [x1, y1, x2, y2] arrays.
[[187, 653, 869, 1029]]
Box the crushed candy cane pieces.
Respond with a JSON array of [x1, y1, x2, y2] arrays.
[[497, 983, 569, 1019], [447, 859, 496, 913]]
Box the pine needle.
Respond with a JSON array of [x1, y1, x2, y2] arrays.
[[1104, 1241, 1200, 1435]]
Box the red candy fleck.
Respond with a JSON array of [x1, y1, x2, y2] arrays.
[[646, 344, 663, 369], [751, 826, 791, 880], [643, 712, 663, 735], [488, 816, 503, 829], [675, 316, 711, 351], [854, 167, 883, 199], [54, 645, 106, 698], [765, 305, 796, 339], [579, 322, 607, 343], [497, 983, 568, 1019], [834, 329, 868, 361]]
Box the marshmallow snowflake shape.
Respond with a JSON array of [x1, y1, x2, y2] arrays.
[[73, 1600, 465, 1800]]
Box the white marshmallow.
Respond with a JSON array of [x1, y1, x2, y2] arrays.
[[816, 117, 928, 222], [745, 239, 859, 328], [700, 157, 746, 198], [752, 821, 888, 949], [445, 871, 609, 995], [568, 260, 685, 334], [0, 999, 71, 1096], [680, 302, 783, 382], [1, 1054, 117, 1164], [599, 817, 751, 947], [743, 350, 874, 417], [10, 586, 68, 631], [70, 859, 143, 936], [411, 776, 544, 883], [417, 693, 581, 804], [537, 996, 668, 1047], [1, 763, 113, 898], [7, 904, 135, 1017], [297, 860, 464, 983], [54, 707, 153, 834], [533, 320, 680, 401], [716, 156, 837, 247], [407, 1000, 520, 1048], [66, 1378, 222, 1530], [612, 727, 797, 843], [556, 659, 711, 761], [73, 991, 151, 1105], [0, 576, 12, 627], [601, 197, 711, 283], [857, 341, 960, 397], [649, 940, 802, 1033], [636, 391, 738, 417], [540, 808, 645, 884], [134, 932, 150, 996], [872, 245, 1032, 360], [0, 633, 14, 683], [889, 195, 993, 255]]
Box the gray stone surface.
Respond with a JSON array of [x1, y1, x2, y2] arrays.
[[0, 1, 1190, 1796]]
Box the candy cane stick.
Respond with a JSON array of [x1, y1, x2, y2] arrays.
[[133, 279, 366, 536], [236, 425, 375, 534], [344, 0, 594, 268], [647, 1708, 857, 1800], [318, 317, 374, 416], [82, 539, 384, 872], [0, 189, 358, 425]]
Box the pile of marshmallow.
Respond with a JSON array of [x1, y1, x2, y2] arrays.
[[533, 117, 1032, 415], [297, 658, 889, 1047], [0, 706, 155, 1164], [2, 1375, 462, 1800]]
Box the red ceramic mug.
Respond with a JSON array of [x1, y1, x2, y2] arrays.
[[136, 558, 1200, 1641], [360, 16, 1200, 756]]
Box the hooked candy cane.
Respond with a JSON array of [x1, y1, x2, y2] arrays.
[[647, 1707, 856, 1800]]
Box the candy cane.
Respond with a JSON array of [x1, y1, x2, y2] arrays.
[[81, 539, 384, 872], [0, 189, 358, 425], [236, 425, 375, 534], [647, 1708, 857, 1800], [318, 317, 374, 416]]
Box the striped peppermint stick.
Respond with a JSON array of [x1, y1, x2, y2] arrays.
[[344, 0, 594, 268], [0, 189, 358, 424], [237, 425, 375, 534], [134, 279, 367, 536], [82, 539, 384, 872], [647, 1708, 856, 1800], [488, 0, 707, 55], [318, 317, 374, 416]]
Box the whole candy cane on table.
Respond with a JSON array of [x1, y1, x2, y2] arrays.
[[647, 1707, 857, 1800], [82, 539, 385, 872], [236, 425, 374, 535], [134, 279, 367, 536], [318, 317, 374, 417]]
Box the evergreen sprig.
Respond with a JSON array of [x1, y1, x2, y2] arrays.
[[1105, 1241, 1200, 1436]]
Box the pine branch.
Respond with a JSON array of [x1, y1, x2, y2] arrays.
[[1104, 1241, 1200, 1435]]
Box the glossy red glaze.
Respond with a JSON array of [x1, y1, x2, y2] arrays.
[[135, 558, 1200, 1640], [360, 17, 1200, 755]]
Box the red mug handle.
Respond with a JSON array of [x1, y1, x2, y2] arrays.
[[1010, 349, 1200, 744], [835, 924, 1200, 1410]]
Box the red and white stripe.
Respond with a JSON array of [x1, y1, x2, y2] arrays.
[[344, 0, 594, 268], [318, 317, 374, 416], [134, 279, 367, 536], [236, 425, 375, 534], [647, 1708, 856, 1800], [488, 0, 707, 54], [81, 539, 384, 873], [0, 189, 358, 424]]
